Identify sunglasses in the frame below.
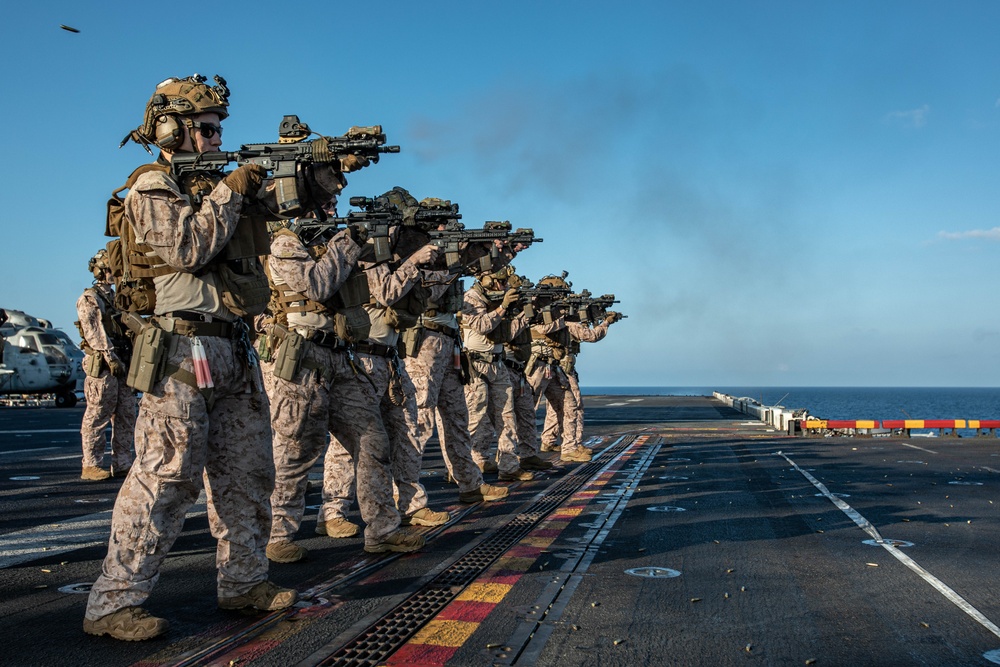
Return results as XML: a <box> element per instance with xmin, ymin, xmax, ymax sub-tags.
<box><xmin>189</xmin><ymin>120</ymin><xmax>223</xmax><ymax>139</ymax></box>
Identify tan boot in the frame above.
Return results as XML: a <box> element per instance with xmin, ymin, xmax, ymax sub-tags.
<box><xmin>218</xmin><ymin>580</ymin><xmax>297</xmax><ymax>611</ymax></box>
<box><xmin>520</xmin><ymin>455</ymin><xmax>553</xmax><ymax>471</ymax></box>
<box><xmin>83</xmin><ymin>606</ymin><xmax>168</xmax><ymax>641</ymax></box>
<box><xmin>560</xmin><ymin>449</ymin><xmax>592</xmax><ymax>463</ymax></box>
<box><xmin>402</xmin><ymin>507</ymin><xmax>450</xmax><ymax>527</ymax></box>
<box><xmin>315</xmin><ymin>517</ymin><xmax>360</xmax><ymax>538</ymax></box>
<box><xmin>265</xmin><ymin>540</ymin><xmax>308</xmax><ymax>563</ymax></box>
<box><xmin>81</xmin><ymin>466</ymin><xmax>111</xmax><ymax>481</ymax></box>
<box><xmin>364</xmin><ymin>529</ymin><xmax>425</xmax><ymax>554</ymax></box>
<box><xmin>498</xmin><ymin>468</ymin><xmax>534</xmax><ymax>482</ymax></box>
<box><xmin>459</xmin><ymin>483</ymin><xmax>510</xmax><ymax>503</ymax></box>
<box><xmin>477</xmin><ymin>459</ymin><xmax>499</xmax><ymax>474</ymax></box>
<box><xmin>540</xmin><ymin>442</ymin><xmax>561</xmax><ymax>452</ymax></box>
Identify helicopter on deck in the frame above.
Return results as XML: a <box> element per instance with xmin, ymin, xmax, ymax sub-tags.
<box><xmin>0</xmin><ymin>309</ymin><xmax>84</xmax><ymax>407</ymax></box>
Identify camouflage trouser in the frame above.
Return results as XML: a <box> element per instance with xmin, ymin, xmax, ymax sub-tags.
<box><xmin>528</xmin><ymin>361</ymin><xmax>581</xmax><ymax>455</ymax></box>
<box><xmin>86</xmin><ymin>335</ymin><xmax>273</xmax><ymax>620</ymax></box>
<box><xmin>542</xmin><ymin>366</ymin><xmax>584</xmax><ymax>447</ymax></box>
<box><xmin>261</xmin><ymin>342</ymin><xmax>341</xmax><ymax>542</ymax></box>
<box><xmin>465</xmin><ymin>357</ymin><xmax>531</xmax><ymax>474</ymax></box>
<box><xmin>80</xmin><ymin>369</ymin><xmax>137</xmax><ymax>471</ymax></box>
<box><xmin>404</xmin><ymin>330</ymin><xmax>483</xmax><ymax>493</ymax></box>
<box><xmin>318</xmin><ymin>352</ymin><xmax>401</xmax><ymax>546</ymax></box>
<box><xmin>505</xmin><ymin>364</ymin><xmax>540</xmax><ymax>457</ymax></box>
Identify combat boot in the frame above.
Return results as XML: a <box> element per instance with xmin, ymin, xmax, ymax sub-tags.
<box><xmin>83</xmin><ymin>606</ymin><xmax>168</xmax><ymax>641</ymax></box>
<box><xmin>540</xmin><ymin>442</ymin><xmax>560</xmax><ymax>452</ymax></box>
<box><xmin>498</xmin><ymin>468</ymin><xmax>534</xmax><ymax>482</ymax></box>
<box><xmin>364</xmin><ymin>529</ymin><xmax>425</xmax><ymax>554</ymax></box>
<box><xmin>266</xmin><ymin>540</ymin><xmax>308</xmax><ymax>563</ymax></box>
<box><xmin>315</xmin><ymin>517</ymin><xmax>360</xmax><ymax>538</ymax></box>
<box><xmin>560</xmin><ymin>449</ymin><xmax>592</xmax><ymax>463</ymax></box>
<box><xmin>81</xmin><ymin>466</ymin><xmax>111</xmax><ymax>481</ymax></box>
<box><xmin>459</xmin><ymin>483</ymin><xmax>509</xmax><ymax>503</ymax></box>
<box><xmin>519</xmin><ymin>455</ymin><xmax>553</xmax><ymax>471</ymax></box>
<box><xmin>218</xmin><ymin>580</ymin><xmax>297</xmax><ymax>611</ymax></box>
<box><xmin>402</xmin><ymin>507</ymin><xmax>450</xmax><ymax>527</ymax></box>
<box><xmin>111</xmin><ymin>464</ymin><xmax>131</xmax><ymax>478</ymax></box>
<box><xmin>477</xmin><ymin>459</ymin><xmax>499</xmax><ymax>474</ymax></box>
<box><xmin>580</xmin><ymin>446</ymin><xmax>594</xmax><ymax>456</ymax></box>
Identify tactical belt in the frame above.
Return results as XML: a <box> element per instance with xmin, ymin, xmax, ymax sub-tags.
<box><xmin>354</xmin><ymin>341</ymin><xmax>397</xmax><ymax>357</ymax></box>
<box><xmin>303</xmin><ymin>328</ymin><xmax>347</xmax><ymax>350</ymax></box>
<box><xmin>421</xmin><ymin>320</ymin><xmax>460</xmax><ymax>337</ymax></box>
<box><xmin>155</xmin><ymin>313</ymin><xmax>234</xmax><ymax>338</ymax></box>
<box><xmin>503</xmin><ymin>358</ymin><xmax>527</xmax><ymax>372</ymax></box>
<box><xmin>468</xmin><ymin>350</ymin><xmax>503</xmax><ymax>364</ymax></box>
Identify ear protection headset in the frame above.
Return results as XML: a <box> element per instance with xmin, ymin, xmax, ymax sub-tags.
<box><xmin>154</xmin><ymin>113</ymin><xmax>185</xmax><ymax>150</ymax></box>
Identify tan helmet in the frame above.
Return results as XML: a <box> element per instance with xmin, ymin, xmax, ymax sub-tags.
<box><xmin>538</xmin><ymin>271</ymin><xmax>571</xmax><ymax>289</ymax></box>
<box><xmin>88</xmin><ymin>249</ymin><xmax>110</xmax><ymax>279</ymax></box>
<box><xmin>479</xmin><ymin>263</ymin><xmax>514</xmax><ymax>289</ymax></box>
<box><xmin>121</xmin><ymin>74</ymin><xmax>231</xmax><ymax>152</ymax></box>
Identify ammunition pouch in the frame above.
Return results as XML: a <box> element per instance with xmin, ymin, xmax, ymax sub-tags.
<box><xmin>83</xmin><ymin>353</ymin><xmax>105</xmax><ymax>378</ymax></box>
<box><xmin>391</xmin><ymin>284</ymin><xmax>432</xmax><ymax>330</ymax></box>
<box><xmin>273</xmin><ymin>329</ymin><xmax>306</xmax><ymax>382</ymax></box>
<box><xmin>217</xmin><ymin>258</ymin><xmax>270</xmax><ymax>317</ymax></box>
<box><xmin>399</xmin><ymin>326</ymin><xmax>425</xmax><ymax>358</ymax></box>
<box><xmin>330</xmin><ymin>270</ymin><xmax>373</xmax><ymax>343</ymax></box>
<box><xmin>560</xmin><ymin>355</ymin><xmax>576</xmax><ymax>375</ymax></box>
<box><xmin>126</xmin><ymin>323</ymin><xmax>169</xmax><ymax>392</ymax></box>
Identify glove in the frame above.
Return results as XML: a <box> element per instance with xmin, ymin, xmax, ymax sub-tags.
<box><xmin>605</xmin><ymin>311</ymin><xmax>621</xmax><ymax>324</ymax></box>
<box><xmin>339</xmin><ymin>155</ymin><xmax>371</xmax><ymax>173</ymax></box>
<box><xmin>344</xmin><ymin>224</ymin><xmax>368</xmax><ymax>245</ymax></box>
<box><xmin>222</xmin><ymin>164</ymin><xmax>268</xmax><ymax>197</ymax></box>
<box><xmin>501</xmin><ymin>289</ymin><xmax>519</xmax><ymax>309</ymax></box>
<box><xmin>104</xmin><ymin>351</ymin><xmax>126</xmax><ymax>377</ymax></box>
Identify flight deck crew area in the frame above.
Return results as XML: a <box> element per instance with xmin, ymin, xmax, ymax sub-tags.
<box><xmin>4</xmin><ymin>395</ymin><xmax>1000</xmax><ymax>665</ymax></box>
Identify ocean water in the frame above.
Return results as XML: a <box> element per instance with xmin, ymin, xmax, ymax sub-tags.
<box><xmin>581</xmin><ymin>386</ymin><xmax>1000</xmax><ymax>421</ymax></box>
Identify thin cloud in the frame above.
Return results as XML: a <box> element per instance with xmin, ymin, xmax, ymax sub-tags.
<box><xmin>885</xmin><ymin>104</ymin><xmax>930</xmax><ymax>128</ymax></box>
<box><xmin>938</xmin><ymin>227</ymin><xmax>1000</xmax><ymax>241</ymax></box>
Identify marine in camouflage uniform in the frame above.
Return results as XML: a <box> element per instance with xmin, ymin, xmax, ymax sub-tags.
<box><xmin>539</xmin><ymin>316</ymin><xmax>616</xmax><ymax>453</ymax></box>
<box><xmin>76</xmin><ymin>251</ymin><xmax>136</xmax><ymax>481</ymax></box>
<box><xmin>461</xmin><ymin>268</ymin><xmax>534</xmax><ymax>480</ymax></box>
<box><xmin>85</xmin><ymin>74</ymin><xmax>317</xmax><ymax>641</ymax></box>
<box><xmin>319</xmin><ymin>235</ymin><xmax>446</xmax><ymax>553</ymax></box>
<box><xmin>401</xmin><ymin>269</ymin><xmax>510</xmax><ymax>503</ymax></box>
<box><xmin>259</xmin><ymin>219</ymin><xmax>364</xmax><ymax>563</ymax></box>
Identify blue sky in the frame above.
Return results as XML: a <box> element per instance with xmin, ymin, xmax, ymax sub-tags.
<box><xmin>3</xmin><ymin>1</ymin><xmax>1000</xmax><ymax>387</ymax></box>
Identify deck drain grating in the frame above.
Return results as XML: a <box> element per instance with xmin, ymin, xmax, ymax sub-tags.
<box><xmin>315</xmin><ymin>435</ymin><xmax>639</xmax><ymax>666</ymax></box>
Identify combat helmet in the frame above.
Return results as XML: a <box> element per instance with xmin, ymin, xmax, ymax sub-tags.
<box><xmin>120</xmin><ymin>74</ymin><xmax>231</xmax><ymax>153</ymax></box>
<box><xmin>478</xmin><ymin>263</ymin><xmax>515</xmax><ymax>289</ymax></box>
<box><xmin>88</xmin><ymin>249</ymin><xmax>110</xmax><ymax>280</ymax></box>
<box><xmin>538</xmin><ymin>271</ymin><xmax>571</xmax><ymax>290</ymax></box>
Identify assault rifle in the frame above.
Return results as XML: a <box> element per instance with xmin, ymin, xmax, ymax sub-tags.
<box><xmin>515</xmin><ymin>281</ymin><xmax>572</xmax><ymax>322</ymax></box>
<box><xmin>559</xmin><ymin>291</ymin><xmax>624</xmax><ymax>323</ymax></box>
<box><xmin>428</xmin><ymin>221</ymin><xmax>543</xmax><ymax>275</ymax></box>
<box><xmin>170</xmin><ymin>116</ymin><xmax>399</xmax><ymax>215</ymax></box>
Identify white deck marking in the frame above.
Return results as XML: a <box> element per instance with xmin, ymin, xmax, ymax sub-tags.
<box><xmin>603</xmin><ymin>402</ymin><xmax>627</xmax><ymax>407</ymax></box>
<box><xmin>778</xmin><ymin>451</ymin><xmax>1000</xmax><ymax>642</ymax></box>
<box><xmin>0</xmin><ymin>447</ymin><xmax>60</xmax><ymax>456</ymax></box>
<box><xmin>0</xmin><ymin>492</ymin><xmax>207</xmax><ymax>569</ymax></box>
<box><xmin>900</xmin><ymin>442</ymin><xmax>938</xmax><ymax>455</ymax></box>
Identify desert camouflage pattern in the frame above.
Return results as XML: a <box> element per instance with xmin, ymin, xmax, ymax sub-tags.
<box><xmin>528</xmin><ymin>360</ymin><xmax>580</xmax><ymax>455</ymax></box>
<box><xmin>86</xmin><ymin>174</ymin><xmax>274</xmax><ymax>620</ymax></box>
<box><xmin>461</xmin><ymin>286</ymin><xmax>531</xmax><ymax>473</ymax></box>
<box><xmin>86</xmin><ymin>335</ymin><xmax>273</xmax><ymax>619</ymax></box>
<box><xmin>264</xmin><ymin>230</ymin><xmax>361</xmax><ymax>542</ymax></box>
<box><xmin>505</xmin><ymin>364</ymin><xmax>539</xmax><ymax>457</ymax></box>
<box><xmin>318</xmin><ymin>351</ymin><xmax>401</xmax><ymax>545</ymax></box>
<box><xmin>403</xmin><ymin>329</ymin><xmax>484</xmax><ymax>493</ymax></box>
<box><xmin>262</xmin><ymin>345</ymin><xmax>339</xmax><ymax>542</ymax></box>
<box><xmin>542</xmin><ymin>320</ymin><xmax>610</xmax><ymax>448</ymax></box>
<box><xmin>76</xmin><ymin>286</ymin><xmax>135</xmax><ymax>471</ymax></box>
